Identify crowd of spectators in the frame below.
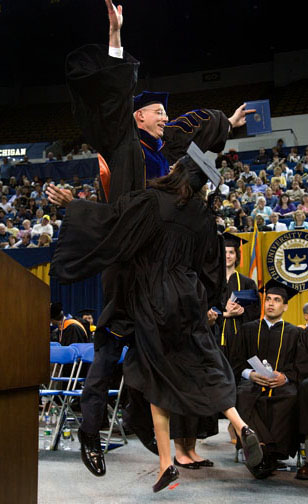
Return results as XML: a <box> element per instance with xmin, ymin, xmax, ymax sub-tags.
<box><xmin>0</xmin><ymin>166</ymin><xmax>100</xmax><ymax>249</ymax></box>
<box><xmin>212</xmin><ymin>141</ymin><xmax>308</xmax><ymax>233</ymax></box>
<box><xmin>1</xmin><ymin>140</ymin><xmax>308</xmax><ymax>248</ymax></box>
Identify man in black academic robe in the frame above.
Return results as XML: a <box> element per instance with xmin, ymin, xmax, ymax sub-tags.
<box><xmin>218</xmin><ymin>232</ymin><xmax>260</xmax><ymax>359</ymax></box>
<box><xmin>295</xmin><ymin>328</ymin><xmax>308</xmax><ymax>480</ymax></box>
<box><xmin>231</xmin><ymin>280</ymin><xmax>300</xmax><ymax>477</ymax></box>
<box><xmin>65</xmin><ymin>1</ymin><xmax>252</xmax><ymax>205</ymax></box>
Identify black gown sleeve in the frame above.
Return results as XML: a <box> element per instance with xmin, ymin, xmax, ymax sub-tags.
<box><xmin>66</xmin><ymin>44</ymin><xmax>139</xmax><ymax>160</ymax></box>
<box><xmin>295</xmin><ymin>328</ymin><xmax>308</xmax><ymax>381</ymax></box>
<box><xmin>50</xmin><ymin>191</ymin><xmax>159</xmax><ymax>283</ymax></box>
<box><xmin>162</xmin><ymin>109</ymin><xmax>230</xmax><ymax>165</ymax></box>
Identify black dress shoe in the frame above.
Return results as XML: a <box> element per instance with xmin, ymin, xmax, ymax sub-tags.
<box><xmin>174</xmin><ymin>457</ymin><xmax>200</xmax><ymax>469</ymax></box>
<box><xmin>77</xmin><ymin>428</ymin><xmax>106</xmax><ymax>477</ymax></box>
<box><xmin>196</xmin><ymin>458</ymin><xmax>214</xmax><ymax>467</ymax></box>
<box><xmin>153</xmin><ymin>465</ymin><xmax>179</xmax><ymax>493</ymax></box>
<box><xmin>241</xmin><ymin>426</ymin><xmax>263</xmax><ymax>468</ymax></box>
<box><xmin>246</xmin><ymin>460</ymin><xmax>274</xmax><ymax>479</ymax></box>
<box><xmin>296</xmin><ymin>463</ymin><xmax>308</xmax><ymax>480</ymax></box>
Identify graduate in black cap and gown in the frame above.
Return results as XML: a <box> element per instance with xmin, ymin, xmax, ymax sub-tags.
<box><xmin>50</xmin><ymin>143</ymin><xmax>264</xmax><ymax>492</ymax></box>
<box><xmin>231</xmin><ymin>279</ymin><xmax>300</xmax><ymax>478</ymax></box>
<box><xmin>220</xmin><ymin>232</ymin><xmax>260</xmax><ymax>359</ymax></box>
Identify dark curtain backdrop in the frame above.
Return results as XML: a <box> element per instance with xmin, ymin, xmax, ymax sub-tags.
<box><xmin>50</xmin><ymin>273</ymin><xmax>103</xmax><ymax>324</ymax></box>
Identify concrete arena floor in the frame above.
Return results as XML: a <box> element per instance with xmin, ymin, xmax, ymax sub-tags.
<box><xmin>38</xmin><ymin>419</ymin><xmax>307</xmax><ymax>504</ymax></box>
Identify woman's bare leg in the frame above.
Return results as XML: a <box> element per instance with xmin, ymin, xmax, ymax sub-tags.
<box><xmin>223</xmin><ymin>407</ymin><xmax>247</xmax><ymax>437</ymax></box>
<box><xmin>185</xmin><ymin>438</ymin><xmax>204</xmax><ymax>463</ymax></box>
<box><xmin>174</xmin><ymin>438</ymin><xmax>195</xmax><ymax>464</ymax></box>
<box><xmin>150</xmin><ymin>404</ymin><xmax>172</xmax><ymax>479</ymax></box>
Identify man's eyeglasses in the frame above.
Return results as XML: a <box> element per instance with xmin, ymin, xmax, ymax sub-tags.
<box><xmin>144</xmin><ymin>108</ymin><xmax>168</xmax><ymax>118</ymax></box>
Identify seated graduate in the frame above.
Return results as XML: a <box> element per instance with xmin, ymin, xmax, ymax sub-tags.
<box><xmin>231</xmin><ymin>279</ymin><xmax>300</xmax><ymax>478</ymax></box>
<box><xmin>219</xmin><ymin>232</ymin><xmax>260</xmax><ymax>359</ymax></box>
<box><xmin>295</xmin><ymin>327</ymin><xmax>308</xmax><ymax>480</ymax></box>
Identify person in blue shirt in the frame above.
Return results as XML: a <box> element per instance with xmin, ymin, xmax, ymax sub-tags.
<box><xmin>288</xmin><ymin>209</ymin><xmax>308</xmax><ymax>229</ymax></box>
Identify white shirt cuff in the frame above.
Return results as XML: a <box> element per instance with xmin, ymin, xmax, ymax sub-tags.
<box><xmin>242</xmin><ymin>368</ymin><xmax>253</xmax><ymax>380</ymax></box>
<box><xmin>108</xmin><ymin>46</ymin><xmax>123</xmax><ymax>59</ymax></box>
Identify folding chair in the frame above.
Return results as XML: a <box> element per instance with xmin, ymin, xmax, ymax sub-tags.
<box><xmin>39</xmin><ymin>346</ymin><xmax>80</xmax><ymax>450</ymax></box>
<box><xmin>103</xmin><ymin>345</ymin><xmax>128</xmax><ymax>453</ymax></box>
<box><xmin>62</xmin><ymin>343</ymin><xmax>129</xmax><ymax>453</ymax></box>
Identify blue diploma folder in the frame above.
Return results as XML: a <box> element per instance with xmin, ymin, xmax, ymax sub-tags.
<box><xmin>245</xmin><ymin>99</ymin><xmax>272</xmax><ymax>136</ymax></box>
<box><xmin>231</xmin><ymin>289</ymin><xmax>258</xmax><ymax>307</ymax></box>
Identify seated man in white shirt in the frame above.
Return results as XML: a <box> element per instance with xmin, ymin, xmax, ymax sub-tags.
<box><xmin>231</xmin><ymin>280</ymin><xmax>299</xmax><ymax>478</ymax></box>
<box><xmin>267</xmin><ymin>212</ymin><xmax>288</xmax><ymax>232</ymax></box>
<box><xmin>31</xmin><ymin>214</ymin><xmax>53</xmax><ymax>238</ymax></box>
<box><xmin>239</xmin><ymin>164</ymin><xmax>257</xmax><ymax>184</ymax></box>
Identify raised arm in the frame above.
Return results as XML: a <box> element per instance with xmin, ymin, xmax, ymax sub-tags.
<box><xmin>105</xmin><ymin>0</ymin><xmax>123</xmax><ymax>48</ymax></box>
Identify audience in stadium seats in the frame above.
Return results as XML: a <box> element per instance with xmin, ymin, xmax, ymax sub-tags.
<box><xmin>239</xmin><ymin>164</ymin><xmax>257</xmax><ymax>184</ymax></box>
<box><xmin>251</xmin><ymin>177</ymin><xmax>269</xmax><ymax>194</ymax></box>
<box><xmin>31</xmin><ymin>214</ymin><xmax>54</xmax><ymax>238</ymax></box>
<box><xmin>298</xmin><ymin>194</ymin><xmax>308</xmax><ymax>215</ymax></box>
<box><xmin>251</xmin><ymin>196</ymin><xmax>273</xmax><ymax>222</ymax></box>
<box><xmin>4</xmin><ymin>235</ymin><xmax>18</xmax><ymax>248</ymax></box>
<box><xmin>285</xmin><ymin>180</ymin><xmax>305</xmax><ymax>201</ymax></box>
<box><xmin>0</xmin><ymin>222</ymin><xmax>10</xmax><ymax>248</ymax></box>
<box><xmin>288</xmin><ymin>210</ymin><xmax>308</xmax><ymax>230</ymax></box>
<box><xmin>288</xmin><ymin>147</ymin><xmax>300</xmax><ymax>163</ymax></box>
<box><xmin>2</xmin><ymin>141</ymin><xmax>308</xmax><ymax>252</ymax></box>
<box><xmin>273</xmin><ymin>194</ymin><xmax>296</xmax><ymax>218</ymax></box>
<box><xmin>6</xmin><ymin>218</ymin><xmax>19</xmax><ymax>237</ymax></box>
<box><xmin>254</xmin><ymin>148</ymin><xmax>269</xmax><ymax>165</ymax></box>
<box><xmin>267</xmin><ymin>212</ymin><xmax>288</xmax><ymax>232</ymax></box>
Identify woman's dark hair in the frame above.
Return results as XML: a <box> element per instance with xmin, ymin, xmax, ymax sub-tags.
<box><xmin>148</xmin><ymin>158</ymin><xmax>195</xmax><ymax>207</ymax></box>
<box><xmin>279</xmin><ymin>193</ymin><xmax>290</xmax><ymax>206</ymax></box>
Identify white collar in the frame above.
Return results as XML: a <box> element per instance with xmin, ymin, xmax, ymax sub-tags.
<box><xmin>264</xmin><ymin>317</ymin><xmax>283</xmax><ymax>328</ymax></box>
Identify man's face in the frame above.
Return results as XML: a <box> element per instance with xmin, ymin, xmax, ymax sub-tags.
<box><xmin>82</xmin><ymin>314</ymin><xmax>94</xmax><ymax>325</ymax></box>
<box><xmin>270</xmin><ymin>213</ymin><xmax>278</xmax><ymax>223</ymax></box>
<box><xmin>137</xmin><ymin>103</ymin><xmax>168</xmax><ymax>139</ymax></box>
<box><xmin>42</xmin><ymin>218</ymin><xmax>49</xmax><ymax>226</ymax></box>
<box><xmin>0</xmin><ymin>224</ymin><xmax>6</xmax><ymax>235</ymax></box>
<box><xmin>265</xmin><ymin>188</ymin><xmax>272</xmax><ymax>197</ymax></box>
<box><xmin>264</xmin><ymin>293</ymin><xmax>287</xmax><ymax>320</ymax></box>
<box><xmin>243</xmin><ymin>164</ymin><xmax>250</xmax><ymax>173</ymax></box>
<box><xmin>225</xmin><ymin>246</ymin><xmax>237</xmax><ymax>268</ymax></box>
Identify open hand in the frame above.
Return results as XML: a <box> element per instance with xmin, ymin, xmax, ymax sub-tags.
<box><xmin>228</xmin><ymin>103</ymin><xmax>256</xmax><ymax>128</ymax></box>
<box><xmin>105</xmin><ymin>0</ymin><xmax>123</xmax><ymax>34</ymax></box>
<box><xmin>46</xmin><ymin>184</ymin><xmax>73</xmax><ymax>207</ymax></box>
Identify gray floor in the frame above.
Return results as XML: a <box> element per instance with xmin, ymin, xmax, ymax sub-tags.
<box><xmin>38</xmin><ymin>420</ymin><xmax>307</xmax><ymax>504</ymax></box>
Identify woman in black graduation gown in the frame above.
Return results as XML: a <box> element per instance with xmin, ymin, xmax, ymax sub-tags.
<box><xmin>49</xmin><ymin>149</ymin><xmax>262</xmax><ymax>491</ymax></box>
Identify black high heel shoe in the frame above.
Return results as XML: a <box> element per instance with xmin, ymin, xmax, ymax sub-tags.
<box><xmin>152</xmin><ymin>465</ymin><xmax>179</xmax><ymax>493</ymax></box>
<box><xmin>174</xmin><ymin>456</ymin><xmax>200</xmax><ymax>469</ymax></box>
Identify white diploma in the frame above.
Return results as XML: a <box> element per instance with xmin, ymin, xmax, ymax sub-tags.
<box><xmin>247</xmin><ymin>355</ymin><xmax>276</xmax><ymax>378</ymax></box>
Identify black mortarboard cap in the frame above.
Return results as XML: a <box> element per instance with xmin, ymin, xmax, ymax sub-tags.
<box><xmin>133</xmin><ymin>91</ymin><xmax>169</xmax><ymax>112</ymax></box>
<box><xmin>76</xmin><ymin>308</ymin><xmax>96</xmax><ymax>316</ymax></box>
<box><xmin>223</xmin><ymin>231</ymin><xmax>248</xmax><ymax>248</ymax></box>
<box><xmin>259</xmin><ymin>279</ymin><xmax>298</xmax><ymax>303</ymax></box>
<box><xmin>50</xmin><ymin>302</ymin><xmax>63</xmax><ymax>320</ymax></box>
<box><xmin>186</xmin><ymin>142</ymin><xmax>222</xmax><ymax>188</ymax></box>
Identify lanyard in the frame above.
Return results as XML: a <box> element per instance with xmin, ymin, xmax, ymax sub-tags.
<box><xmin>221</xmin><ymin>271</ymin><xmax>241</xmax><ymax>346</ymax></box>
<box><xmin>257</xmin><ymin>318</ymin><xmax>285</xmax><ymax>396</ymax></box>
